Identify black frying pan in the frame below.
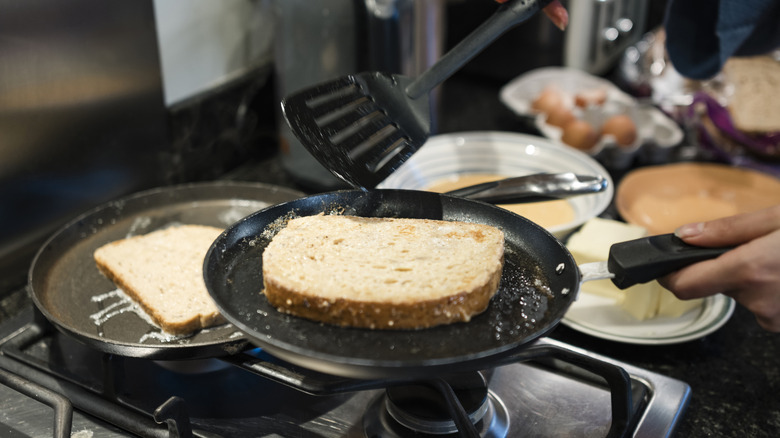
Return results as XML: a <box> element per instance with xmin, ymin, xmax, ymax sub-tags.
<box><xmin>28</xmin><ymin>182</ymin><xmax>304</xmax><ymax>360</ymax></box>
<box><xmin>205</xmin><ymin>189</ymin><xmax>729</xmax><ymax>379</ymax></box>
<box><xmin>204</xmin><ymin>189</ymin><xmax>582</xmax><ymax>379</ymax></box>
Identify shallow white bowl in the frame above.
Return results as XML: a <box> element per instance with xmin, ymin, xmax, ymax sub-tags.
<box><xmin>378</xmin><ymin>131</ymin><xmax>614</xmax><ymax>238</ymax></box>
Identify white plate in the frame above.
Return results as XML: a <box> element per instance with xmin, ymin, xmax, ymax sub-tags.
<box><xmin>561</xmin><ymin>293</ymin><xmax>735</xmax><ymax>345</ymax></box>
<box><xmin>378</xmin><ymin>131</ymin><xmax>614</xmax><ymax>238</ymax></box>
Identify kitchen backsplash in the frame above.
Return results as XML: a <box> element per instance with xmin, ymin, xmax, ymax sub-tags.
<box><xmin>153</xmin><ymin>0</ymin><xmax>274</xmax><ymax>106</ymax></box>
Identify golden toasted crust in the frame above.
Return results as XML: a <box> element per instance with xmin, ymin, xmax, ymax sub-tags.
<box><xmin>261</xmin><ymin>215</ymin><xmax>505</xmax><ymax>330</ymax></box>
<box><xmin>263</xmin><ymin>261</ymin><xmax>502</xmax><ymax>329</ymax></box>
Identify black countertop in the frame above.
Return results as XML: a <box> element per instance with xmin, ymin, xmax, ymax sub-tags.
<box><xmin>222</xmin><ymin>73</ymin><xmax>780</xmax><ymax>438</ymax></box>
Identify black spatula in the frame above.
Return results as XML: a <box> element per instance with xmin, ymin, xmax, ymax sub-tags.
<box><xmin>281</xmin><ymin>0</ymin><xmax>552</xmax><ymax>189</ymax></box>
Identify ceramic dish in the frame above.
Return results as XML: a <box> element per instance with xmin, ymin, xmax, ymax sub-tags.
<box><xmin>562</xmin><ymin>293</ymin><xmax>735</xmax><ymax>345</ymax></box>
<box><xmin>616</xmin><ymin>162</ymin><xmax>780</xmax><ymax>234</ymax></box>
<box><xmin>377</xmin><ymin>131</ymin><xmax>613</xmax><ymax>238</ymax></box>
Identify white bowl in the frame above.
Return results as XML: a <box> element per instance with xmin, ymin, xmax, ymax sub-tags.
<box><xmin>378</xmin><ymin>131</ymin><xmax>614</xmax><ymax>238</ymax></box>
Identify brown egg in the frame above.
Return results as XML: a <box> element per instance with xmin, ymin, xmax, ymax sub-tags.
<box><xmin>545</xmin><ymin>106</ymin><xmax>575</xmax><ymax>128</ymax></box>
<box><xmin>561</xmin><ymin>119</ymin><xmax>600</xmax><ymax>151</ymax></box>
<box><xmin>601</xmin><ymin>114</ymin><xmax>638</xmax><ymax>147</ymax></box>
<box><xmin>574</xmin><ymin>88</ymin><xmax>607</xmax><ymax>108</ymax></box>
<box><xmin>531</xmin><ymin>87</ymin><xmax>566</xmax><ymax>114</ymax></box>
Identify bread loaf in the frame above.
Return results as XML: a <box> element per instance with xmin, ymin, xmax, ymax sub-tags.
<box><xmin>262</xmin><ymin>215</ymin><xmax>505</xmax><ymax>329</ymax></box>
<box><xmin>93</xmin><ymin>225</ymin><xmax>225</xmax><ymax>335</ymax></box>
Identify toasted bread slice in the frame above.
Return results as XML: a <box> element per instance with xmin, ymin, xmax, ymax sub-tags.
<box><xmin>262</xmin><ymin>215</ymin><xmax>505</xmax><ymax>329</ymax></box>
<box><xmin>93</xmin><ymin>225</ymin><xmax>225</xmax><ymax>335</ymax></box>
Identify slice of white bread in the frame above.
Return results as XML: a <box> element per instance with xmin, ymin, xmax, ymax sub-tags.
<box><xmin>262</xmin><ymin>215</ymin><xmax>505</xmax><ymax>330</ymax></box>
<box><xmin>93</xmin><ymin>225</ymin><xmax>225</xmax><ymax>335</ymax></box>
<box><xmin>723</xmin><ymin>55</ymin><xmax>780</xmax><ymax>133</ymax></box>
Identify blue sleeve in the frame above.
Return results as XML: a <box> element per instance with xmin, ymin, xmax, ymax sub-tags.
<box><xmin>664</xmin><ymin>0</ymin><xmax>780</xmax><ymax>80</ymax></box>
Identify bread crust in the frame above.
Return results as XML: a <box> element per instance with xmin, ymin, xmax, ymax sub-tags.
<box><xmin>94</xmin><ymin>259</ymin><xmax>224</xmax><ymax>334</ymax></box>
<box><xmin>263</xmin><ymin>257</ymin><xmax>502</xmax><ymax>329</ymax></box>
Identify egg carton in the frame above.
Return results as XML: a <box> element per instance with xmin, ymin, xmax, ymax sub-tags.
<box><xmin>500</xmin><ymin>67</ymin><xmax>683</xmax><ymax>170</ymax></box>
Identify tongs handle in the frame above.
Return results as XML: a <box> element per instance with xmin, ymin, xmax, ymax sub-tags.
<box><xmin>405</xmin><ymin>0</ymin><xmax>552</xmax><ymax>99</ymax></box>
<box><xmin>445</xmin><ymin>173</ymin><xmax>607</xmax><ymax>204</ymax></box>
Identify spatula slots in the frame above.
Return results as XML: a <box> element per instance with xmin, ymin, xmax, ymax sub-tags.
<box><xmin>282</xmin><ymin>0</ymin><xmax>552</xmax><ymax>189</ymax></box>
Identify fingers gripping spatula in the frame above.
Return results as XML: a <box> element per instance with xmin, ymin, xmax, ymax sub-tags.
<box><xmin>281</xmin><ymin>0</ymin><xmax>553</xmax><ymax>189</ymax></box>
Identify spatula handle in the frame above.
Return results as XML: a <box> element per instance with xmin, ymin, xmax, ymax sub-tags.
<box><xmin>405</xmin><ymin>0</ymin><xmax>552</xmax><ymax>99</ymax></box>
<box><xmin>607</xmin><ymin>234</ymin><xmax>732</xmax><ymax>289</ymax></box>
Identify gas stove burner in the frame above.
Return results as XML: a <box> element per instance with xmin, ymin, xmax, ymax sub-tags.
<box><xmin>387</xmin><ymin>372</ymin><xmax>489</xmax><ymax>433</ymax></box>
<box><xmin>153</xmin><ymin>358</ymin><xmax>231</xmax><ymax>374</ymax></box>
<box><xmin>364</xmin><ymin>371</ymin><xmax>510</xmax><ymax>437</ymax></box>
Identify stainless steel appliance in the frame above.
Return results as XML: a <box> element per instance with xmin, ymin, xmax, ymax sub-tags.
<box><xmin>0</xmin><ymin>0</ymin><xmax>168</xmax><ymax>291</ymax></box>
<box><xmin>0</xmin><ymin>178</ymin><xmax>692</xmax><ymax>436</ymax></box>
<box><xmin>446</xmin><ymin>0</ymin><xmax>656</xmax><ymax>81</ymax></box>
<box><xmin>565</xmin><ymin>0</ymin><xmax>650</xmax><ymax>74</ymax></box>
<box><xmin>0</xmin><ymin>170</ymin><xmax>692</xmax><ymax>437</ymax></box>
<box><xmin>0</xmin><ymin>308</ymin><xmax>690</xmax><ymax>437</ymax></box>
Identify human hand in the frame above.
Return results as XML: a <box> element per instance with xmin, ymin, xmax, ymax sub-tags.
<box><xmin>495</xmin><ymin>0</ymin><xmax>569</xmax><ymax>30</ymax></box>
<box><xmin>658</xmin><ymin>205</ymin><xmax>780</xmax><ymax>332</ymax></box>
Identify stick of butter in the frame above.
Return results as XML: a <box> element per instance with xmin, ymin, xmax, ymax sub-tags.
<box><xmin>658</xmin><ymin>288</ymin><xmax>703</xmax><ymax>318</ymax></box>
<box><xmin>567</xmin><ymin>217</ymin><xmax>702</xmax><ymax>320</ymax></box>
<box><xmin>567</xmin><ymin>217</ymin><xmax>648</xmax><ymax>301</ymax></box>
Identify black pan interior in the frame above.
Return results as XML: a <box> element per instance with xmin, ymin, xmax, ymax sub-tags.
<box><xmin>204</xmin><ymin>189</ymin><xmax>580</xmax><ymax>378</ymax></box>
<box><xmin>28</xmin><ymin>182</ymin><xmax>304</xmax><ymax>360</ymax></box>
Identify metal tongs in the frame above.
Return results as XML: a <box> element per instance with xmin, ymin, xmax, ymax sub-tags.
<box><xmin>445</xmin><ymin>172</ymin><xmax>608</xmax><ymax>204</ymax></box>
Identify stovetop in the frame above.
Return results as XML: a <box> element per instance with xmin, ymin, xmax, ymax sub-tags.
<box><xmin>0</xmin><ymin>303</ymin><xmax>690</xmax><ymax>438</ymax></box>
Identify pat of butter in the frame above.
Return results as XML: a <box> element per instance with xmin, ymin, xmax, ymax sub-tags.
<box><xmin>619</xmin><ymin>281</ymin><xmax>662</xmax><ymax>320</ymax></box>
<box><xmin>567</xmin><ymin>217</ymin><xmax>648</xmax><ymax>300</ymax></box>
<box><xmin>580</xmin><ymin>278</ymin><xmax>625</xmax><ymax>301</ymax></box>
<box><xmin>567</xmin><ymin>217</ymin><xmax>648</xmax><ymax>263</ymax></box>
<box><xmin>658</xmin><ymin>288</ymin><xmax>704</xmax><ymax>318</ymax></box>
<box><xmin>568</xmin><ymin>217</ymin><xmax>701</xmax><ymax>320</ymax></box>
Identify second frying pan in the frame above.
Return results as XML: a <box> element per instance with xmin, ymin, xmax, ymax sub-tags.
<box><xmin>28</xmin><ymin>182</ymin><xmax>304</xmax><ymax>360</ymax></box>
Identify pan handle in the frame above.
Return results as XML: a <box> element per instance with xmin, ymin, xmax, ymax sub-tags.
<box><xmin>608</xmin><ymin>234</ymin><xmax>731</xmax><ymax>289</ymax></box>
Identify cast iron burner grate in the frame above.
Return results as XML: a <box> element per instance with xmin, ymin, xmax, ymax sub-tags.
<box><xmin>0</xmin><ymin>309</ymin><xmax>649</xmax><ymax>438</ymax></box>
<box><xmin>385</xmin><ymin>373</ymin><xmax>492</xmax><ymax>434</ymax></box>
<box><xmin>363</xmin><ymin>372</ymin><xmax>512</xmax><ymax>437</ymax></box>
